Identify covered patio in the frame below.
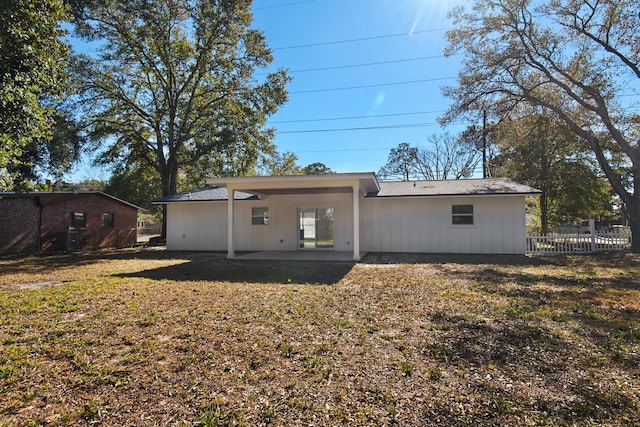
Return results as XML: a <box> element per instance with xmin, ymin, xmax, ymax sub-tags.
<box><xmin>205</xmin><ymin>173</ymin><xmax>380</xmax><ymax>261</ymax></box>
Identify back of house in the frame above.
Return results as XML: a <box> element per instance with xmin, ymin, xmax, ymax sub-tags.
<box><xmin>154</xmin><ymin>173</ymin><xmax>541</xmax><ymax>259</ymax></box>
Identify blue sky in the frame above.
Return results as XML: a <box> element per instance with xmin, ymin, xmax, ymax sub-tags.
<box><xmin>252</xmin><ymin>0</ymin><xmax>471</xmax><ymax>173</ymax></box>
<box><xmin>67</xmin><ymin>0</ymin><xmax>473</xmax><ymax>181</ymax></box>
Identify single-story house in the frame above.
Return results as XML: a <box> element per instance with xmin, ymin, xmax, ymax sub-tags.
<box><xmin>0</xmin><ymin>191</ymin><xmax>143</xmax><ymax>253</ymax></box>
<box><xmin>154</xmin><ymin>173</ymin><xmax>540</xmax><ymax>260</ymax></box>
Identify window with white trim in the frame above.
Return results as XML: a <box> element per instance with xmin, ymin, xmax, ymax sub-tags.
<box><xmin>251</xmin><ymin>207</ymin><xmax>269</xmax><ymax>225</ymax></box>
<box><xmin>452</xmin><ymin>204</ymin><xmax>474</xmax><ymax>225</ymax></box>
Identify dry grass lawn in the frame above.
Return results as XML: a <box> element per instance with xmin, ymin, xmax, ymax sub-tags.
<box><xmin>0</xmin><ymin>249</ymin><xmax>639</xmax><ymax>426</ymax></box>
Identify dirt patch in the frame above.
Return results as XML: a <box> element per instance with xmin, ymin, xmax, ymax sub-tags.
<box><xmin>3</xmin><ymin>281</ymin><xmax>64</xmax><ymax>291</ymax></box>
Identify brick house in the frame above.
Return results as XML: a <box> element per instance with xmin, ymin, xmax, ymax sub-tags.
<box><xmin>0</xmin><ymin>192</ymin><xmax>143</xmax><ymax>253</ymax></box>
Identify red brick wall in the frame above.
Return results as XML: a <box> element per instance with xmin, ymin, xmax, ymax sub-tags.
<box><xmin>40</xmin><ymin>194</ymin><xmax>138</xmax><ymax>250</ymax></box>
<box><xmin>0</xmin><ymin>197</ymin><xmax>40</xmax><ymax>253</ymax></box>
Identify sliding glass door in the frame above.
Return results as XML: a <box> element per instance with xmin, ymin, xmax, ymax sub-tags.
<box><xmin>298</xmin><ymin>208</ymin><xmax>334</xmax><ymax>249</ymax></box>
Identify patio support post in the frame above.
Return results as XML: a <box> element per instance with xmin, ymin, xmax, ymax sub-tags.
<box><xmin>353</xmin><ymin>184</ymin><xmax>360</xmax><ymax>261</ymax></box>
<box><xmin>227</xmin><ymin>186</ymin><xmax>235</xmax><ymax>258</ymax></box>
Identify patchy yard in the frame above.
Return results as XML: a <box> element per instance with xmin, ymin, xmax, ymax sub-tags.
<box><xmin>0</xmin><ymin>249</ymin><xmax>639</xmax><ymax>426</ymax></box>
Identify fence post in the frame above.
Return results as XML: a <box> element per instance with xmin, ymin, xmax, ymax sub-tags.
<box><xmin>590</xmin><ymin>218</ymin><xmax>596</xmax><ymax>253</ymax></box>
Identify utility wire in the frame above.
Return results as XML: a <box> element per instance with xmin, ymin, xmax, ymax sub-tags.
<box><xmin>291</xmin><ymin>77</ymin><xmax>455</xmax><ymax>94</ymax></box>
<box><xmin>255</xmin><ymin>54</ymin><xmax>460</xmax><ymax>76</ymax></box>
<box><xmin>276</xmin><ymin>121</ymin><xmax>470</xmax><ymax>134</ymax></box>
<box><xmin>287</xmin><ymin>54</ymin><xmax>456</xmax><ymax>74</ymax></box>
<box><xmin>271</xmin><ymin>110</ymin><xmax>447</xmax><ymax>124</ymax></box>
<box><xmin>274</xmin><ymin>28</ymin><xmax>449</xmax><ymax>50</ymax></box>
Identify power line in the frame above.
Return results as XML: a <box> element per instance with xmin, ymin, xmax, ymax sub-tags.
<box><xmin>290</xmin><ymin>77</ymin><xmax>455</xmax><ymax>94</ymax></box>
<box><xmin>274</xmin><ymin>28</ymin><xmax>449</xmax><ymax>50</ymax></box>
<box><xmin>270</xmin><ymin>110</ymin><xmax>447</xmax><ymax>124</ymax></box>
<box><xmin>276</xmin><ymin>121</ymin><xmax>469</xmax><ymax>134</ymax></box>
<box><xmin>286</xmin><ymin>54</ymin><xmax>456</xmax><ymax>74</ymax></box>
<box><xmin>255</xmin><ymin>54</ymin><xmax>461</xmax><ymax>76</ymax></box>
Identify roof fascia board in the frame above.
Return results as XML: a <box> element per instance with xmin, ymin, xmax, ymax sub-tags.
<box><xmin>369</xmin><ymin>192</ymin><xmax>540</xmax><ymax>199</ymax></box>
<box><xmin>206</xmin><ymin>173</ymin><xmax>380</xmax><ymax>193</ymax></box>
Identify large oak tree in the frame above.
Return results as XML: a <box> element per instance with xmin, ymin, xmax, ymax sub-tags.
<box><xmin>442</xmin><ymin>0</ymin><xmax>640</xmax><ymax>251</ymax></box>
<box><xmin>0</xmin><ymin>0</ymin><xmax>72</xmax><ymax>189</ymax></box>
<box><xmin>73</xmin><ymin>0</ymin><xmax>290</xmax><ymax>203</ymax></box>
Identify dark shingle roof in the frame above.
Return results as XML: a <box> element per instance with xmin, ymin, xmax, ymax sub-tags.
<box><xmin>152</xmin><ymin>179</ymin><xmax>540</xmax><ymax>203</ymax></box>
<box><xmin>0</xmin><ymin>191</ymin><xmax>144</xmax><ymax>210</ymax></box>
<box><xmin>372</xmin><ymin>178</ymin><xmax>541</xmax><ymax>197</ymax></box>
<box><xmin>153</xmin><ymin>186</ymin><xmax>258</xmax><ymax>203</ymax></box>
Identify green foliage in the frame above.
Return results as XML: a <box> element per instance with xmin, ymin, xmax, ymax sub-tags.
<box><xmin>492</xmin><ymin>110</ymin><xmax>615</xmax><ymax>230</ymax></box>
<box><xmin>7</xmin><ymin>110</ymin><xmax>84</xmax><ymax>190</ymax></box>
<box><xmin>196</xmin><ymin>402</ymin><xmax>235</xmax><ymax>427</ymax></box>
<box><xmin>258</xmin><ymin>151</ymin><xmax>302</xmax><ymax>176</ymax></box>
<box><xmin>73</xmin><ymin>0</ymin><xmax>291</xmax><ymax>198</ymax></box>
<box><xmin>0</xmin><ymin>0</ymin><xmax>72</xmax><ymax>188</ymax></box>
<box><xmin>302</xmin><ymin>162</ymin><xmax>334</xmax><ymax>175</ymax></box>
<box><xmin>378</xmin><ymin>142</ymin><xmax>419</xmax><ymax>181</ymax></box>
<box><xmin>399</xmin><ymin>361</ymin><xmax>415</xmax><ymax>377</ymax></box>
<box><xmin>104</xmin><ymin>163</ymin><xmax>161</xmax><ymax>211</ymax></box>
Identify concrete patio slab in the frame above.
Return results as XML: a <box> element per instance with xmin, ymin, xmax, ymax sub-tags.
<box><xmin>235</xmin><ymin>251</ymin><xmax>362</xmax><ymax>261</ymax></box>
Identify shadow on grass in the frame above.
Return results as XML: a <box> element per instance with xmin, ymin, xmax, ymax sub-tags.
<box><xmin>114</xmin><ymin>257</ymin><xmax>356</xmax><ymax>285</ymax></box>
<box><xmin>466</xmin><ymin>260</ymin><xmax>640</xmax><ymax>342</ymax></box>
<box><xmin>360</xmin><ymin>252</ymin><xmax>554</xmax><ymax>266</ymax></box>
<box><xmin>0</xmin><ymin>247</ymin><xmax>187</xmax><ymax>275</ymax></box>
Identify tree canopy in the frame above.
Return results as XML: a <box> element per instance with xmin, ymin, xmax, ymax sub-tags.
<box><xmin>303</xmin><ymin>162</ymin><xmax>334</xmax><ymax>175</ymax></box>
<box><xmin>73</xmin><ymin>0</ymin><xmax>290</xmax><ymax>199</ymax></box>
<box><xmin>0</xmin><ymin>0</ymin><xmax>72</xmax><ymax>189</ymax></box>
<box><xmin>492</xmin><ymin>109</ymin><xmax>614</xmax><ymax>233</ymax></box>
<box><xmin>443</xmin><ymin>0</ymin><xmax>640</xmax><ymax>251</ymax></box>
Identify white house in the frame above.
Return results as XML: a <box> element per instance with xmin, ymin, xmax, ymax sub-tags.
<box><xmin>154</xmin><ymin>173</ymin><xmax>540</xmax><ymax>260</ymax></box>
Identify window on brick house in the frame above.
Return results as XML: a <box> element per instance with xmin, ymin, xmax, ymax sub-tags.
<box><xmin>103</xmin><ymin>213</ymin><xmax>114</xmax><ymax>228</ymax></box>
<box><xmin>71</xmin><ymin>212</ymin><xmax>86</xmax><ymax>228</ymax></box>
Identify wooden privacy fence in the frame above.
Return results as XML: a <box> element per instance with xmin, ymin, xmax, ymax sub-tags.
<box><xmin>526</xmin><ymin>222</ymin><xmax>632</xmax><ymax>255</ymax></box>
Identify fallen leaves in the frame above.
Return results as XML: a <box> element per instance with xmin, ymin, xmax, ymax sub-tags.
<box><xmin>0</xmin><ymin>249</ymin><xmax>638</xmax><ymax>425</ymax></box>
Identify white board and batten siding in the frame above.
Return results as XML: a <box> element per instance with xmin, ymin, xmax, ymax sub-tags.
<box><xmin>166</xmin><ymin>202</ymin><xmax>227</xmax><ymax>251</ymax></box>
<box><xmin>166</xmin><ymin>193</ymin><xmax>354</xmax><ymax>252</ymax></box>
<box><xmin>360</xmin><ymin>195</ymin><xmax>527</xmax><ymax>254</ymax></box>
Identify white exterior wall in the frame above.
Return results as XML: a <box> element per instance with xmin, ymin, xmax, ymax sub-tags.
<box><xmin>167</xmin><ymin>194</ymin><xmax>527</xmax><ymax>254</ymax></box>
<box><xmin>360</xmin><ymin>195</ymin><xmax>527</xmax><ymax>254</ymax></box>
<box><xmin>166</xmin><ymin>193</ymin><xmax>354</xmax><ymax>252</ymax></box>
<box><xmin>166</xmin><ymin>202</ymin><xmax>228</xmax><ymax>251</ymax></box>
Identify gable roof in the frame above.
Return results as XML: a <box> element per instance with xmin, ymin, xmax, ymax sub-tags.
<box><xmin>0</xmin><ymin>191</ymin><xmax>144</xmax><ymax>210</ymax></box>
<box><xmin>373</xmin><ymin>178</ymin><xmax>541</xmax><ymax>198</ymax></box>
<box><xmin>153</xmin><ymin>186</ymin><xmax>258</xmax><ymax>203</ymax></box>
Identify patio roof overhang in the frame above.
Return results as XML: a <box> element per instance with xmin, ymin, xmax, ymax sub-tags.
<box><xmin>205</xmin><ymin>172</ymin><xmax>380</xmax><ymax>197</ymax></box>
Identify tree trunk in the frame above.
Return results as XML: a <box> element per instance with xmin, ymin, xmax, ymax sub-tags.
<box><xmin>540</xmin><ymin>190</ymin><xmax>549</xmax><ymax>235</ymax></box>
<box><xmin>627</xmin><ymin>196</ymin><xmax>640</xmax><ymax>253</ymax></box>
<box><xmin>160</xmin><ymin>158</ymin><xmax>179</xmax><ymax>240</ymax></box>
